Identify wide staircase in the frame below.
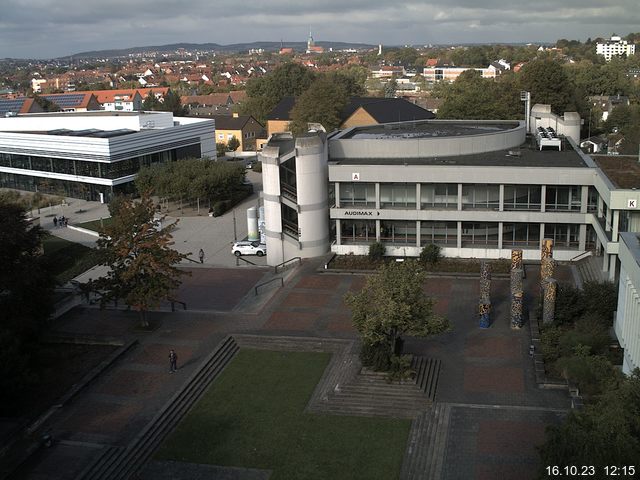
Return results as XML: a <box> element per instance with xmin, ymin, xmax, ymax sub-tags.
<box><xmin>400</xmin><ymin>403</ymin><xmax>452</xmax><ymax>480</ymax></box>
<box><xmin>574</xmin><ymin>253</ymin><xmax>605</xmax><ymax>285</ymax></box>
<box><xmin>311</xmin><ymin>356</ymin><xmax>441</xmax><ymax>419</ymax></box>
<box><xmin>75</xmin><ymin>336</ymin><xmax>240</xmax><ymax>480</ymax></box>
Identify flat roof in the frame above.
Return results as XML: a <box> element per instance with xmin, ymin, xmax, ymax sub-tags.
<box><xmin>339</xmin><ymin>120</ymin><xmax>519</xmax><ymax>140</ymax></box>
<box><xmin>329</xmin><ymin>138</ymin><xmax>588</xmax><ymax>168</ymax></box>
<box><xmin>593</xmin><ymin>155</ymin><xmax>640</xmax><ymax>189</ymax></box>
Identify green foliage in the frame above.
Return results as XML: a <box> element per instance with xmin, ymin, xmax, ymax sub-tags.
<box><xmin>135</xmin><ymin>158</ymin><xmax>246</xmax><ymax>205</ymax></box>
<box><xmin>216</xmin><ymin>142</ymin><xmax>227</xmax><ymax>157</ymax></box>
<box><xmin>419</xmin><ymin>244</ymin><xmax>442</xmax><ymax>265</ymax></box>
<box><xmin>226</xmin><ymin>135</ymin><xmax>240</xmax><ymax>152</ymax></box>
<box><xmin>537</xmin><ymin>370</ymin><xmax>640</xmax><ymax>474</ymax></box>
<box><xmin>240</xmin><ymin>63</ymin><xmax>316</xmax><ymax>123</ymax></box>
<box><xmin>384</xmin><ymin>79</ymin><xmax>397</xmax><ymax>98</ymax></box>
<box><xmin>520</xmin><ymin>59</ymin><xmax>580</xmax><ymax>114</ymax></box>
<box><xmin>107</xmin><ymin>194</ymin><xmax>130</xmax><ymax>219</ymax></box>
<box><xmin>386</xmin><ymin>354</ymin><xmax>415</xmax><ymax>383</ymax></box>
<box><xmin>92</xmin><ymin>194</ymin><xmax>189</xmax><ymax>327</ymax></box>
<box><xmin>345</xmin><ymin>261</ymin><xmax>449</xmax><ymax>365</ymax></box>
<box><xmin>32</xmin><ymin>94</ymin><xmax>61</xmax><ymax>112</ymax></box>
<box><xmin>436</xmin><ymin>70</ymin><xmax>522</xmax><ymax>120</ymax></box>
<box><xmin>0</xmin><ymin>202</ymin><xmax>55</xmax><ymax>413</ymax></box>
<box><xmin>603</xmin><ymin>104</ymin><xmax>640</xmax><ymax>154</ymax></box>
<box><xmin>556</xmin><ymin>349</ymin><xmax>620</xmax><ymax>396</ymax></box>
<box><xmin>368</xmin><ymin>241</ymin><xmax>385</xmax><ymax>261</ymax></box>
<box><xmin>360</xmin><ymin>341</ymin><xmax>393</xmax><ymax>371</ymax></box>
<box><xmin>142</xmin><ymin>89</ymin><xmax>186</xmax><ymax>116</ymax></box>
<box><xmin>450</xmin><ymin>46</ymin><xmax>489</xmax><ymax>67</ymax></box>
<box><xmin>289</xmin><ymin>75</ymin><xmax>350</xmax><ymax>133</ymax></box>
<box><xmin>554</xmin><ymin>281</ymin><xmax>617</xmax><ymax>327</ymax></box>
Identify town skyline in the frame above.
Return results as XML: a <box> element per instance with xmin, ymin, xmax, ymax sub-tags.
<box><xmin>1</xmin><ymin>0</ymin><xmax>639</xmax><ymax>59</ymax></box>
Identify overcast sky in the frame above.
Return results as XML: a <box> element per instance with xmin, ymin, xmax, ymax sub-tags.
<box><xmin>1</xmin><ymin>0</ymin><xmax>639</xmax><ymax>59</ymax></box>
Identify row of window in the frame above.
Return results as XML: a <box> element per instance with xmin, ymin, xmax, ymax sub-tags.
<box><xmin>337</xmin><ymin>183</ymin><xmax>598</xmax><ymax>212</ymax></box>
<box><xmin>0</xmin><ymin>145</ymin><xmax>200</xmax><ymax>180</ymax></box>
<box><xmin>339</xmin><ymin>220</ymin><xmax>584</xmax><ymax>248</ymax></box>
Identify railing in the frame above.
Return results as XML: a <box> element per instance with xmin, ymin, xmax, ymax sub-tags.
<box><xmin>168</xmin><ymin>298</ymin><xmax>187</xmax><ymax>311</ymax></box>
<box><xmin>569</xmin><ymin>250</ymin><xmax>593</xmax><ymax>263</ymax></box>
<box><xmin>274</xmin><ymin>256</ymin><xmax>301</xmax><ymax>274</ymax></box>
<box><xmin>254</xmin><ymin>277</ymin><xmax>284</xmax><ymax>295</ymax></box>
<box><xmin>236</xmin><ymin>256</ymin><xmax>258</xmax><ymax>266</ymax></box>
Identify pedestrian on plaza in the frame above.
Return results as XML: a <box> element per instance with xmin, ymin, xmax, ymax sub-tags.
<box><xmin>53</xmin><ymin>217</ymin><xmax>58</xmax><ymax>228</ymax></box>
<box><xmin>198</xmin><ymin>248</ymin><xmax>205</xmax><ymax>264</ymax></box>
<box><xmin>169</xmin><ymin>349</ymin><xmax>178</xmax><ymax>373</ymax></box>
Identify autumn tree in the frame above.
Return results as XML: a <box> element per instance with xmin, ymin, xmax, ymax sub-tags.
<box><xmin>520</xmin><ymin>59</ymin><xmax>579</xmax><ymax>114</ymax></box>
<box><xmin>92</xmin><ymin>194</ymin><xmax>189</xmax><ymax>327</ymax></box>
<box><xmin>345</xmin><ymin>260</ymin><xmax>449</xmax><ymax>370</ymax></box>
<box><xmin>289</xmin><ymin>75</ymin><xmax>350</xmax><ymax>133</ymax></box>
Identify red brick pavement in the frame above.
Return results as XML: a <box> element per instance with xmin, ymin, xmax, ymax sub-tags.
<box><xmin>463</xmin><ymin>366</ymin><xmax>525</xmax><ymax>393</ymax></box>
<box><xmin>476</xmin><ymin>420</ymin><xmax>546</xmax><ymax>455</ymax></box>
<box><xmin>95</xmin><ymin>370</ymin><xmax>168</xmax><ymax>397</ymax></box>
<box><xmin>424</xmin><ymin>278</ymin><xmax>454</xmax><ymax>296</ymax></box>
<box><xmin>295</xmin><ymin>275</ymin><xmax>343</xmax><ymax>290</ymax></box>
<box><xmin>465</xmin><ymin>336</ymin><xmax>521</xmax><ymax>359</ymax></box>
<box><xmin>263</xmin><ymin>311</ymin><xmax>319</xmax><ymax>330</ymax></box>
<box><xmin>60</xmin><ymin>401</ymin><xmax>143</xmax><ymax>435</ymax></box>
<box><xmin>281</xmin><ymin>291</ymin><xmax>332</xmax><ymax>308</ymax></box>
<box><xmin>130</xmin><ymin>344</ymin><xmax>195</xmax><ymax>366</ymax></box>
<box><xmin>326</xmin><ymin>314</ymin><xmax>357</xmax><ymax>333</ymax></box>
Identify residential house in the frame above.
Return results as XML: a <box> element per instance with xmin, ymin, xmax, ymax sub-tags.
<box><xmin>88</xmin><ymin>89</ymin><xmax>144</xmax><ymax>111</ymax></box>
<box><xmin>213</xmin><ymin>113</ymin><xmax>265</xmax><ymax>152</ymax></box>
<box><xmin>589</xmin><ymin>95</ymin><xmax>630</xmax><ymax>122</ymax></box>
<box><xmin>597</xmin><ymin>36</ymin><xmax>636</xmax><ymax>61</ymax></box>
<box><xmin>38</xmin><ymin>93</ymin><xmax>101</xmax><ymax>112</ymax></box>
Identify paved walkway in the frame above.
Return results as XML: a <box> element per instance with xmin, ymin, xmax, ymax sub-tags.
<box><xmin>13</xmin><ymin>259</ymin><xmax>573</xmax><ymax>480</ymax></box>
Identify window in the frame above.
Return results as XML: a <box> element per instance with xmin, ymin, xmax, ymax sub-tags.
<box><xmin>380</xmin><ymin>183</ymin><xmax>416</xmax><ymax>208</ymax></box>
<box><xmin>420</xmin><ymin>221</ymin><xmax>457</xmax><ymax>246</ymax></box>
<box><xmin>340</xmin><ymin>220</ymin><xmax>376</xmax><ymax>244</ymax></box>
<box><xmin>461</xmin><ymin>222</ymin><xmax>499</xmax><ymax>247</ymax></box>
<box><xmin>503</xmin><ymin>185</ymin><xmax>542</xmax><ymax>211</ymax></box>
<box><xmin>545</xmin><ymin>224</ymin><xmax>580</xmax><ymax>249</ymax></box>
<box><xmin>421</xmin><ymin>183</ymin><xmax>457</xmax><ymax>209</ymax></box>
<box><xmin>339</xmin><ymin>182</ymin><xmax>375</xmax><ymax>207</ymax></box>
<box><xmin>546</xmin><ymin>186</ymin><xmax>581</xmax><ymax>211</ymax></box>
<box><xmin>380</xmin><ymin>221</ymin><xmax>416</xmax><ymax>245</ymax></box>
<box><xmin>462</xmin><ymin>184</ymin><xmax>499</xmax><ymax>210</ymax></box>
<box><xmin>502</xmin><ymin>223</ymin><xmax>540</xmax><ymax>247</ymax></box>
<box><xmin>218</xmin><ymin>134</ymin><xmax>224</xmax><ymax>139</ymax></box>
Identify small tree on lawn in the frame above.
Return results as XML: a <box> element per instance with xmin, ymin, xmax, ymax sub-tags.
<box><xmin>345</xmin><ymin>260</ymin><xmax>449</xmax><ymax>370</ymax></box>
<box><xmin>92</xmin><ymin>194</ymin><xmax>189</xmax><ymax>327</ymax></box>
<box><xmin>227</xmin><ymin>135</ymin><xmax>241</xmax><ymax>152</ymax></box>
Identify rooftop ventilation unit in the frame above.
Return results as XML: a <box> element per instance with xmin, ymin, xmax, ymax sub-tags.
<box><xmin>535</xmin><ymin>127</ymin><xmax>562</xmax><ymax>151</ymax></box>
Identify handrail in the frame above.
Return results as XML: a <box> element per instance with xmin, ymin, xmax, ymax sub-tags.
<box><xmin>569</xmin><ymin>250</ymin><xmax>593</xmax><ymax>263</ymax></box>
<box><xmin>236</xmin><ymin>256</ymin><xmax>258</xmax><ymax>266</ymax></box>
<box><xmin>274</xmin><ymin>256</ymin><xmax>301</xmax><ymax>274</ymax></box>
<box><xmin>254</xmin><ymin>277</ymin><xmax>284</xmax><ymax>295</ymax></box>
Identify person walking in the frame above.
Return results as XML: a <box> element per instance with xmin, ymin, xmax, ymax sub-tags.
<box><xmin>53</xmin><ymin>217</ymin><xmax>58</xmax><ymax>228</ymax></box>
<box><xmin>169</xmin><ymin>349</ymin><xmax>178</xmax><ymax>373</ymax></box>
<box><xmin>198</xmin><ymin>248</ymin><xmax>205</xmax><ymax>264</ymax></box>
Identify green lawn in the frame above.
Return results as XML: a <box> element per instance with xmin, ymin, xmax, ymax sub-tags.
<box><xmin>156</xmin><ymin>350</ymin><xmax>411</xmax><ymax>480</ymax></box>
<box><xmin>75</xmin><ymin>217</ymin><xmax>112</xmax><ymax>232</ymax></box>
<box><xmin>42</xmin><ymin>236</ymin><xmax>100</xmax><ymax>283</ymax></box>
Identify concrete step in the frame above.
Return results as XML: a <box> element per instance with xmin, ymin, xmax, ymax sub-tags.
<box><xmin>78</xmin><ymin>336</ymin><xmax>240</xmax><ymax>480</ymax></box>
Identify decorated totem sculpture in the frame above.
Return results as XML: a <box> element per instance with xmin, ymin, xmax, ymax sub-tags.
<box><xmin>539</xmin><ymin>238</ymin><xmax>557</xmax><ymax>324</ymax></box>
<box><xmin>510</xmin><ymin>249</ymin><xmax>524</xmax><ymax>328</ymax></box>
<box><xmin>479</xmin><ymin>261</ymin><xmax>492</xmax><ymax>328</ymax></box>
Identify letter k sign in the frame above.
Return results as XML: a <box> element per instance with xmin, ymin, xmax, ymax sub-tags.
<box><xmin>628</xmin><ymin>199</ymin><xmax>637</xmax><ymax>208</ymax></box>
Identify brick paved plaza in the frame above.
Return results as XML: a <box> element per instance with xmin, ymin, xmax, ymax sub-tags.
<box><xmin>14</xmin><ymin>260</ymin><xmax>571</xmax><ymax>480</ymax></box>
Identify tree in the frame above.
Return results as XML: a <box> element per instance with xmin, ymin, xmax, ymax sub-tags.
<box><xmin>141</xmin><ymin>89</ymin><xmax>187</xmax><ymax>116</ymax></box>
<box><xmin>289</xmin><ymin>75</ymin><xmax>350</xmax><ymax>133</ymax></box>
<box><xmin>345</xmin><ymin>261</ymin><xmax>449</xmax><ymax>369</ymax></box>
<box><xmin>384</xmin><ymin>78</ymin><xmax>397</xmax><ymax>98</ymax></box>
<box><xmin>227</xmin><ymin>135</ymin><xmax>240</xmax><ymax>152</ymax></box>
<box><xmin>537</xmin><ymin>370</ymin><xmax>640</xmax><ymax>475</ymax></box>
<box><xmin>32</xmin><ymin>94</ymin><xmax>61</xmax><ymax>112</ymax></box>
<box><xmin>240</xmin><ymin>63</ymin><xmax>316</xmax><ymax>123</ymax></box>
<box><xmin>0</xmin><ymin>201</ymin><xmax>55</xmax><ymax>412</ymax></box>
<box><xmin>92</xmin><ymin>194</ymin><xmax>189</xmax><ymax>327</ymax></box>
<box><xmin>216</xmin><ymin>142</ymin><xmax>227</xmax><ymax>157</ymax></box>
<box><xmin>520</xmin><ymin>59</ymin><xmax>578</xmax><ymax>114</ymax></box>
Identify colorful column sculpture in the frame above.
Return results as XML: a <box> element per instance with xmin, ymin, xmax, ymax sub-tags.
<box><xmin>511</xmin><ymin>249</ymin><xmax>523</xmax><ymax>271</ymax></box>
<box><xmin>511</xmin><ymin>268</ymin><xmax>524</xmax><ymax>329</ymax></box>
<box><xmin>542</xmin><ymin>278</ymin><xmax>557</xmax><ymax>324</ymax></box>
<box><xmin>479</xmin><ymin>261</ymin><xmax>492</xmax><ymax>328</ymax></box>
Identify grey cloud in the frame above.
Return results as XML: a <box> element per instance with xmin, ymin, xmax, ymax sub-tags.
<box><xmin>1</xmin><ymin>0</ymin><xmax>639</xmax><ymax>58</ymax></box>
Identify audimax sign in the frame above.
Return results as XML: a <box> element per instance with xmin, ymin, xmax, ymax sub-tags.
<box><xmin>343</xmin><ymin>210</ymin><xmax>380</xmax><ymax>216</ymax></box>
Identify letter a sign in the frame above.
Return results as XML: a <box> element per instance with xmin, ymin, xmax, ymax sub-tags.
<box><xmin>628</xmin><ymin>199</ymin><xmax>637</xmax><ymax>209</ymax></box>
<box><xmin>352</xmin><ymin>172</ymin><xmax>360</xmax><ymax>181</ymax></box>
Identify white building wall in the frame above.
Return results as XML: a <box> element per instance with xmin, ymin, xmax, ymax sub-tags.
<box><xmin>616</xmin><ymin>233</ymin><xmax>640</xmax><ymax>374</ymax></box>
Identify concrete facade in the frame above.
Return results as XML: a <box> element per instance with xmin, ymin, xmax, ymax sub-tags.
<box><xmin>615</xmin><ymin>232</ymin><xmax>640</xmax><ymax>374</ymax></box>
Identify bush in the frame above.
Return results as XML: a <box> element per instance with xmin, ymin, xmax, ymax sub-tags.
<box><xmin>211</xmin><ymin>201</ymin><xmax>228</xmax><ymax>217</ymax></box>
<box><xmin>360</xmin><ymin>341</ymin><xmax>392</xmax><ymax>371</ymax></box>
<box><xmin>556</xmin><ymin>349</ymin><xmax>621</xmax><ymax>396</ymax></box>
<box><xmin>368</xmin><ymin>241</ymin><xmax>385</xmax><ymax>261</ymax></box>
<box><xmin>386</xmin><ymin>354</ymin><xmax>415</xmax><ymax>383</ymax></box>
<box><xmin>419</xmin><ymin>244</ymin><xmax>442</xmax><ymax>265</ymax></box>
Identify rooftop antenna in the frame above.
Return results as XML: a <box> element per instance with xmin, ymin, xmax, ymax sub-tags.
<box><xmin>520</xmin><ymin>91</ymin><xmax>531</xmax><ymax>134</ymax></box>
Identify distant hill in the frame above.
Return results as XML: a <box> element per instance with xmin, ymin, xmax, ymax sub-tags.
<box><xmin>68</xmin><ymin>41</ymin><xmax>377</xmax><ymax>59</ymax></box>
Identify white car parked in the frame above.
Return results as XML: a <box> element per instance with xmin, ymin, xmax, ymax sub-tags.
<box><xmin>232</xmin><ymin>241</ymin><xmax>267</xmax><ymax>257</ymax></box>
